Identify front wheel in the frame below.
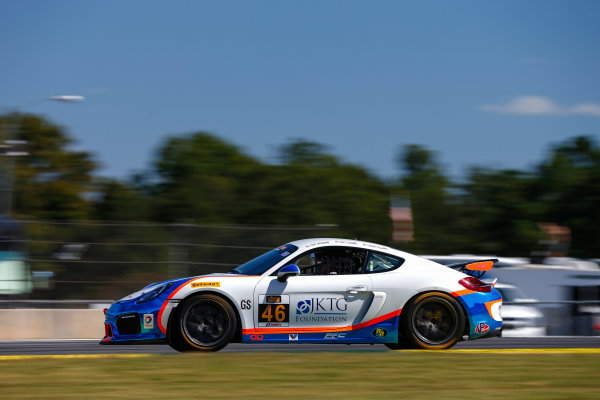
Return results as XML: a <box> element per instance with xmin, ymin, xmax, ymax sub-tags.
<box><xmin>398</xmin><ymin>292</ymin><xmax>465</xmax><ymax>350</ymax></box>
<box><xmin>168</xmin><ymin>294</ymin><xmax>236</xmax><ymax>352</ymax></box>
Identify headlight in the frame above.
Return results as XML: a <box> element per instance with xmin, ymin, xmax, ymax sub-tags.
<box><xmin>136</xmin><ymin>282</ymin><xmax>175</xmax><ymax>303</ymax></box>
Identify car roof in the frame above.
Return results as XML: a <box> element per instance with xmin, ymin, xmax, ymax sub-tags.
<box><xmin>287</xmin><ymin>238</ymin><xmax>408</xmax><ymax>258</ymax></box>
<box><xmin>289</xmin><ymin>237</ymin><xmax>387</xmax><ymax>248</ymax></box>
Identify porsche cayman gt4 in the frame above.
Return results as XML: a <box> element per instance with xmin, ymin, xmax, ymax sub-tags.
<box><xmin>101</xmin><ymin>238</ymin><xmax>502</xmax><ymax>351</ymax></box>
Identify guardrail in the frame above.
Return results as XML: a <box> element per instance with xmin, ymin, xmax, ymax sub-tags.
<box><xmin>0</xmin><ymin>307</ymin><xmax>106</xmax><ymax>340</ymax></box>
<box><xmin>0</xmin><ymin>300</ymin><xmax>113</xmax><ymax>309</ymax></box>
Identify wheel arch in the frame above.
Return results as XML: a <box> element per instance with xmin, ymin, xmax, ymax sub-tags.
<box><xmin>401</xmin><ymin>289</ymin><xmax>470</xmax><ymax>340</ymax></box>
<box><xmin>166</xmin><ymin>290</ymin><xmax>244</xmax><ymax>344</ymax></box>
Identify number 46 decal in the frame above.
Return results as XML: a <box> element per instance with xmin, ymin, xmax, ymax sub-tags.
<box><xmin>258</xmin><ymin>304</ymin><xmax>289</xmax><ymax>323</ymax></box>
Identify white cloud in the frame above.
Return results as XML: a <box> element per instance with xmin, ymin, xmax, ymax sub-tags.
<box><xmin>480</xmin><ymin>96</ymin><xmax>600</xmax><ymax>117</ymax></box>
<box><xmin>569</xmin><ymin>103</ymin><xmax>600</xmax><ymax>117</ymax></box>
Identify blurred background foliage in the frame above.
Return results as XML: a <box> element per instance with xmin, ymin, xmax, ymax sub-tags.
<box><xmin>2</xmin><ymin>113</ymin><xmax>600</xmax><ymax>256</ymax></box>
<box><xmin>1</xmin><ymin>114</ymin><xmax>599</xmax><ymax>297</ymax></box>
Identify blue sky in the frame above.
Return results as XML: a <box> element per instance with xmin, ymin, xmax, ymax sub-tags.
<box><xmin>2</xmin><ymin>1</ymin><xmax>599</xmax><ymax>181</ymax></box>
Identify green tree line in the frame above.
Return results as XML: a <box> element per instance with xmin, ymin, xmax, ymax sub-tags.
<box><xmin>2</xmin><ymin>113</ymin><xmax>599</xmax><ymax>258</ymax></box>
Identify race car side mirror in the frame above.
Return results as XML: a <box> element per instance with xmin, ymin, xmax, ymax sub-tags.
<box><xmin>277</xmin><ymin>265</ymin><xmax>300</xmax><ymax>282</ymax></box>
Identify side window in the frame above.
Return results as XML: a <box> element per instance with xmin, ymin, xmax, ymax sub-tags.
<box><xmin>295</xmin><ymin>253</ymin><xmax>318</xmax><ymax>275</ymax></box>
<box><xmin>365</xmin><ymin>251</ymin><xmax>404</xmax><ymax>273</ymax></box>
<box><xmin>291</xmin><ymin>247</ymin><xmax>367</xmax><ymax>276</ymax></box>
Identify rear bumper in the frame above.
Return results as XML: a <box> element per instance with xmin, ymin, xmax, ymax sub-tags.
<box><xmin>453</xmin><ymin>289</ymin><xmax>503</xmax><ymax>340</ymax></box>
<box><xmin>480</xmin><ymin>326</ymin><xmax>502</xmax><ymax>339</ymax></box>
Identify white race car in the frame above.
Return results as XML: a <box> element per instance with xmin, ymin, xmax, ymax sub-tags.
<box><xmin>101</xmin><ymin>238</ymin><xmax>502</xmax><ymax>351</ymax></box>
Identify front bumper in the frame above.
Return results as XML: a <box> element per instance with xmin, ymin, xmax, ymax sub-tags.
<box><xmin>101</xmin><ymin>297</ymin><xmax>170</xmax><ymax>344</ymax></box>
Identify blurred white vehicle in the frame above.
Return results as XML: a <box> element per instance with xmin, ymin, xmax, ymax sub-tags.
<box><xmin>495</xmin><ymin>283</ymin><xmax>546</xmax><ymax>337</ymax></box>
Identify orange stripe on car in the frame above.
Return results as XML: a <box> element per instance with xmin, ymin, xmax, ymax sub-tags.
<box><xmin>242</xmin><ymin>308</ymin><xmax>402</xmax><ymax>335</ymax></box>
<box><xmin>485</xmin><ymin>299</ymin><xmax>502</xmax><ymax>319</ymax></box>
<box><xmin>451</xmin><ymin>289</ymin><xmax>476</xmax><ymax>297</ymax></box>
<box><xmin>157</xmin><ymin>275</ymin><xmax>258</xmax><ymax>334</ymax></box>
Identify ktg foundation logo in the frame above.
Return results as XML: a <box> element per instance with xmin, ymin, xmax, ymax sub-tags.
<box><xmin>295</xmin><ymin>297</ymin><xmax>348</xmax><ymax>323</ymax></box>
<box><xmin>296</xmin><ymin>298</ymin><xmax>347</xmax><ymax>315</ymax></box>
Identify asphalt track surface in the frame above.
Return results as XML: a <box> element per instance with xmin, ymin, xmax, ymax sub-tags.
<box><xmin>1</xmin><ymin>337</ymin><xmax>600</xmax><ymax>356</ymax></box>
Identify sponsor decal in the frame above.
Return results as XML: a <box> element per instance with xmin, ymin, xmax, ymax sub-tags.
<box><xmin>281</xmin><ymin>251</ymin><xmax>290</xmax><ymax>257</ymax></box>
<box><xmin>264</xmin><ymin>322</ymin><xmax>283</xmax><ymax>327</ymax></box>
<box><xmin>306</xmin><ymin>241</ymin><xmax>331</xmax><ymax>248</ymax></box>
<box><xmin>266</xmin><ymin>296</ymin><xmax>281</xmax><ymax>303</ymax></box>
<box><xmin>250</xmin><ymin>334</ymin><xmax>264</xmax><ymax>341</ymax></box>
<box><xmin>191</xmin><ymin>282</ymin><xmax>220</xmax><ymax>288</ymax></box>
<box><xmin>289</xmin><ymin>334</ymin><xmax>298</xmax><ymax>341</ymax></box>
<box><xmin>296</xmin><ymin>300</ymin><xmax>312</xmax><ymax>314</ymax></box>
<box><xmin>372</xmin><ymin>328</ymin><xmax>387</xmax><ymax>337</ymax></box>
<box><xmin>324</xmin><ymin>332</ymin><xmax>347</xmax><ymax>340</ymax></box>
<box><xmin>332</xmin><ymin>240</ymin><xmax>386</xmax><ymax>250</ymax></box>
<box><xmin>296</xmin><ymin>298</ymin><xmax>347</xmax><ymax>314</ymax></box>
<box><xmin>475</xmin><ymin>322</ymin><xmax>490</xmax><ymax>334</ymax></box>
<box><xmin>143</xmin><ymin>314</ymin><xmax>154</xmax><ymax>330</ymax></box>
<box><xmin>296</xmin><ymin>315</ymin><xmax>347</xmax><ymax>323</ymax></box>
<box><xmin>333</xmin><ymin>240</ymin><xmax>357</xmax><ymax>246</ymax></box>
<box><xmin>240</xmin><ymin>300</ymin><xmax>252</xmax><ymax>310</ymax></box>
<box><xmin>295</xmin><ymin>297</ymin><xmax>347</xmax><ymax>323</ymax></box>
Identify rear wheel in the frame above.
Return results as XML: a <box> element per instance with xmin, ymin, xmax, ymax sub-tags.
<box><xmin>168</xmin><ymin>294</ymin><xmax>236</xmax><ymax>352</ymax></box>
<box><xmin>398</xmin><ymin>292</ymin><xmax>464</xmax><ymax>350</ymax></box>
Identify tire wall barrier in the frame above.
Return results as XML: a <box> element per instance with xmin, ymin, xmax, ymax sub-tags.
<box><xmin>0</xmin><ymin>309</ymin><xmax>105</xmax><ymax>340</ymax></box>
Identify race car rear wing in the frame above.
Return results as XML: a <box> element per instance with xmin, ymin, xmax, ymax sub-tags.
<box><xmin>445</xmin><ymin>259</ymin><xmax>498</xmax><ymax>279</ymax></box>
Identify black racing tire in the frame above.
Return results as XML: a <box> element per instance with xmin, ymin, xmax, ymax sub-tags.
<box><xmin>398</xmin><ymin>291</ymin><xmax>464</xmax><ymax>350</ymax></box>
<box><xmin>168</xmin><ymin>294</ymin><xmax>236</xmax><ymax>352</ymax></box>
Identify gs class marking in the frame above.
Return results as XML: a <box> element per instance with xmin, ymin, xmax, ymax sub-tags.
<box><xmin>240</xmin><ymin>300</ymin><xmax>252</xmax><ymax>310</ymax></box>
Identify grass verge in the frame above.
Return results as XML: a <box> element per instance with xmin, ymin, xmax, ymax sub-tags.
<box><xmin>1</xmin><ymin>352</ymin><xmax>599</xmax><ymax>399</ymax></box>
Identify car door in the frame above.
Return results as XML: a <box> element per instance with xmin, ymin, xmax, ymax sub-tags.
<box><xmin>253</xmin><ymin>274</ymin><xmax>373</xmax><ymax>331</ymax></box>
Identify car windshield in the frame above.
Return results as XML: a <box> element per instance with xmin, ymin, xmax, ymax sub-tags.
<box><xmin>231</xmin><ymin>244</ymin><xmax>298</xmax><ymax>275</ymax></box>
